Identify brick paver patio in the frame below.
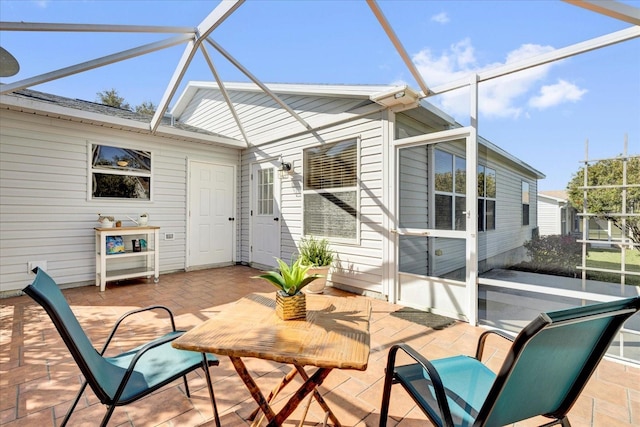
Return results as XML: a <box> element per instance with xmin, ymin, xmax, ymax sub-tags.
<box><xmin>1</xmin><ymin>266</ymin><xmax>638</xmax><ymax>426</ymax></box>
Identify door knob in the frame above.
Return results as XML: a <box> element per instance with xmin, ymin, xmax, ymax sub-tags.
<box><xmin>274</xmin><ymin>217</ymin><xmax>279</xmax><ymax>221</ymax></box>
<box><xmin>228</xmin><ymin>217</ymin><xmax>235</xmax><ymax>221</ymax></box>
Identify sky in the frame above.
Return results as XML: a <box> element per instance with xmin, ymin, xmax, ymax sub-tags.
<box><xmin>1</xmin><ymin>0</ymin><xmax>639</xmax><ymax>191</ymax></box>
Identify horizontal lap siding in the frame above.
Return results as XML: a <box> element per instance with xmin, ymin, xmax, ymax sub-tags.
<box><xmin>537</xmin><ymin>198</ymin><xmax>561</xmax><ymax>236</ymax></box>
<box><xmin>479</xmin><ymin>158</ymin><xmax>539</xmax><ymax>264</ymax></box>
<box><xmin>181</xmin><ymin>89</ymin><xmax>369</xmax><ymax>146</ymax></box>
<box><xmin>0</xmin><ymin>111</ymin><xmax>239</xmax><ymax>292</ymax></box>
<box><xmin>398</xmin><ymin>146</ymin><xmax>429</xmax><ymax>275</ymax></box>
<box><xmin>235</xmin><ymin>93</ymin><xmax>385</xmax><ymax>292</ymax></box>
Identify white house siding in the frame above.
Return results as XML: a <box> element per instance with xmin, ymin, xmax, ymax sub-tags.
<box><xmin>537</xmin><ymin>195</ymin><xmax>562</xmax><ymax>236</ymax></box>
<box><xmin>175</xmin><ymin>87</ymin><xmax>384</xmax><ymax>293</ymax></box>
<box><xmin>398</xmin><ymin>145</ymin><xmax>429</xmax><ymax>275</ymax></box>
<box><xmin>239</xmin><ymin>114</ymin><xmax>387</xmax><ymax>293</ymax></box>
<box><xmin>0</xmin><ymin>110</ymin><xmax>240</xmax><ymax>293</ymax></box>
<box><xmin>179</xmin><ymin>88</ymin><xmax>368</xmax><ymax>146</ymax></box>
<box><xmin>478</xmin><ymin>157</ymin><xmax>539</xmax><ymax>271</ymax></box>
<box><xmin>395</xmin><ymin>143</ymin><xmax>539</xmax><ymax>278</ymax></box>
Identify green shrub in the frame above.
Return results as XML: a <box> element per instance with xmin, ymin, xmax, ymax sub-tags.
<box><xmin>298</xmin><ymin>236</ymin><xmax>334</xmax><ymax>267</ymax></box>
<box><xmin>523</xmin><ymin>235</ymin><xmax>583</xmax><ymax>275</ymax></box>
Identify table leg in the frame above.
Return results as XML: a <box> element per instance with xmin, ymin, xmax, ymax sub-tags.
<box><xmin>229</xmin><ymin>356</ymin><xmax>276</xmax><ymax>422</ymax></box>
<box><xmin>248</xmin><ymin>366</ymin><xmax>299</xmax><ymax>421</ymax></box>
<box><xmin>295</xmin><ymin>365</ymin><xmax>341</xmax><ymax>427</ymax></box>
<box><xmin>269</xmin><ymin>367</ymin><xmax>332</xmax><ymax>427</ymax></box>
<box><xmin>231</xmin><ymin>357</ymin><xmax>339</xmax><ymax>427</ymax></box>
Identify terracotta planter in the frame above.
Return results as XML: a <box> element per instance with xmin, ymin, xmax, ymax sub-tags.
<box><xmin>275</xmin><ymin>290</ymin><xmax>306</xmax><ymax>320</ymax></box>
<box><xmin>305</xmin><ymin>266</ymin><xmax>330</xmax><ymax>294</ymax></box>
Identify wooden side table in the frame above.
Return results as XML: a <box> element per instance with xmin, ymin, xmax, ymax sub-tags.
<box><xmin>94</xmin><ymin>226</ymin><xmax>160</xmax><ymax>291</ymax></box>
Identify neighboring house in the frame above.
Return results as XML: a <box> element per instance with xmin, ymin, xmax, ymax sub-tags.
<box><xmin>0</xmin><ymin>83</ymin><xmax>544</xmax><ymax>321</ymax></box>
<box><xmin>537</xmin><ymin>190</ymin><xmax>579</xmax><ymax>236</ymax></box>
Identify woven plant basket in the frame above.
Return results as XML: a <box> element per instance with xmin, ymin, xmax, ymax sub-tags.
<box><xmin>275</xmin><ymin>290</ymin><xmax>306</xmax><ymax>320</ymax></box>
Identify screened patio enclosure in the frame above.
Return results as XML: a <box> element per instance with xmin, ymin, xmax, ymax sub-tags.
<box><xmin>1</xmin><ymin>1</ymin><xmax>639</xmax><ymax>364</ymax></box>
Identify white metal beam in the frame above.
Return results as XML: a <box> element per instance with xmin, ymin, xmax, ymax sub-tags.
<box><xmin>150</xmin><ymin>0</ymin><xmax>244</xmax><ymax>132</ymax></box>
<box><xmin>564</xmin><ymin>0</ymin><xmax>640</xmax><ymax>26</ymax></box>
<box><xmin>427</xmin><ymin>26</ymin><xmax>640</xmax><ymax>97</ymax></box>
<box><xmin>150</xmin><ymin>40</ymin><xmax>197</xmax><ymax>132</ymax></box>
<box><xmin>0</xmin><ymin>34</ymin><xmax>193</xmax><ymax>95</ymax></box>
<box><xmin>0</xmin><ymin>21</ymin><xmax>195</xmax><ymax>33</ymax></box>
<box><xmin>196</xmin><ymin>0</ymin><xmax>245</xmax><ymax>42</ymax></box>
<box><xmin>366</xmin><ymin>0</ymin><xmax>431</xmax><ymax>96</ymax></box>
<box><xmin>200</xmin><ymin>44</ymin><xmax>251</xmax><ymax>145</ymax></box>
<box><xmin>206</xmin><ymin>38</ymin><xmax>314</xmax><ymax>132</ymax></box>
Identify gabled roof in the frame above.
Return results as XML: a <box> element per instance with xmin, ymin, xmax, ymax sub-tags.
<box><xmin>172</xmin><ymin>81</ymin><xmax>399</xmax><ymax>117</ymax></box>
<box><xmin>172</xmin><ymin>80</ymin><xmax>545</xmax><ymax>179</ymax></box>
<box><xmin>0</xmin><ymin>88</ymin><xmax>245</xmax><ymax>148</ymax></box>
<box><xmin>539</xmin><ymin>190</ymin><xmax>570</xmax><ymax>202</ymax></box>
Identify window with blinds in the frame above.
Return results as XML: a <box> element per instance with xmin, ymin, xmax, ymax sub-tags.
<box><xmin>303</xmin><ymin>139</ymin><xmax>358</xmax><ymax>240</ymax></box>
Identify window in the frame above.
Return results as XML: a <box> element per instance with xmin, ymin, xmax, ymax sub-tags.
<box><xmin>257</xmin><ymin>168</ymin><xmax>274</xmax><ymax>215</ymax></box>
<box><xmin>434</xmin><ymin>149</ymin><xmax>466</xmax><ymax>231</ymax></box>
<box><xmin>303</xmin><ymin>139</ymin><xmax>358</xmax><ymax>240</ymax></box>
<box><xmin>478</xmin><ymin>165</ymin><xmax>496</xmax><ymax>231</ymax></box>
<box><xmin>522</xmin><ymin>181</ymin><xmax>530</xmax><ymax>226</ymax></box>
<box><xmin>91</xmin><ymin>144</ymin><xmax>151</xmax><ymax>200</ymax></box>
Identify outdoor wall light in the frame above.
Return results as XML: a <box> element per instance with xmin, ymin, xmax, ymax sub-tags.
<box><xmin>279</xmin><ymin>156</ymin><xmax>292</xmax><ymax>178</ymax></box>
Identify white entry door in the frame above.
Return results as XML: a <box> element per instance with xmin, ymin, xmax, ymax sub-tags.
<box><xmin>188</xmin><ymin>161</ymin><xmax>235</xmax><ymax>268</ymax></box>
<box><xmin>251</xmin><ymin>161</ymin><xmax>281</xmax><ymax>268</ymax></box>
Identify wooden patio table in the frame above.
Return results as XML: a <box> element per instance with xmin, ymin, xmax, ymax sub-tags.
<box><xmin>172</xmin><ymin>292</ymin><xmax>372</xmax><ymax>427</ymax></box>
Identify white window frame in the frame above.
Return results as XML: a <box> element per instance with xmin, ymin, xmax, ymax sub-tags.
<box><xmin>87</xmin><ymin>142</ymin><xmax>153</xmax><ymax>202</ymax></box>
<box><xmin>478</xmin><ymin>164</ymin><xmax>496</xmax><ymax>232</ymax></box>
<box><xmin>522</xmin><ymin>180</ymin><xmax>530</xmax><ymax>226</ymax></box>
<box><xmin>433</xmin><ymin>148</ymin><xmax>466</xmax><ymax>231</ymax></box>
<box><xmin>302</xmin><ymin>137</ymin><xmax>360</xmax><ymax>244</ymax></box>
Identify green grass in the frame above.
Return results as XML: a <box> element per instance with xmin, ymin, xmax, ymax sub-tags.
<box><xmin>585</xmin><ymin>248</ymin><xmax>640</xmax><ymax>286</ymax></box>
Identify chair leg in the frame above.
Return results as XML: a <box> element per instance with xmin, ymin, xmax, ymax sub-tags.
<box><xmin>183</xmin><ymin>375</ymin><xmax>191</xmax><ymax>398</ymax></box>
<box><xmin>379</xmin><ymin>347</ymin><xmax>401</xmax><ymax>427</ymax></box>
<box><xmin>60</xmin><ymin>380</ymin><xmax>89</xmax><ymax>427</ymax></box>
<box><xmin>99</xmin><ymin>405</ymin><xmax>117</xmax><ymax>427</ymax></box>
<box><xmin>202</xmin><ymin>354</ymin><xmax>221</xmax><ymax>427</ymax></box>
<box><xmin>540</xmin><ymin>417</ymin><xmax>572</xmax><ymax>427</ymax></box>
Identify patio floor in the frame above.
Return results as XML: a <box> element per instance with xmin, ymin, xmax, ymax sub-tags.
<box><xmin>1</xmin><ymin>266</ymin><xmax>638</xmax><ymax>426</ymax></box>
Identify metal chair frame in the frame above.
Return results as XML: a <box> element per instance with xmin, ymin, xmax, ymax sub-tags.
<box><xmin>23</xmin><ymin>268</ymin><xmax>221</xmax><ymax>427</ymax></box>
<box><xmin>379</xmin><ymin>296</ymin><xmax>640</xmax><ymax>427</ymax></box>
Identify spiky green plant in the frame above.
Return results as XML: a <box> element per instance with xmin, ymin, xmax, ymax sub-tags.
<box><xmin>255</xmin><ymin>258</ymin><xmax>320</xmax><ymax>296</ymax></box>
<box><xmin>298</xmin><ymin>235</ymin><xmax>334</xmax><ymax>267</ymax></box>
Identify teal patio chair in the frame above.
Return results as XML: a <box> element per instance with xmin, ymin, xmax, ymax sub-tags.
<box><xmin>23</xmin><ymin>269</ymin><xmax>221</xmax><ymax>427</ymax></box>
<box><xmin>379</xmin><ymin>296</ymin><xmax>640</xmax><ymax>427</ymax></box>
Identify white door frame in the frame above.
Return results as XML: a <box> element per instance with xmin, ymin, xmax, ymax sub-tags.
<box><xmin>249</xmin><ymin>158</ymin><xmax>282</xmax><ymax>268</ymax></box>
<box><xmin>186</xmin><ymin>158</ymin><xmax>237</xmax><ymax>269</ymax></box>
<box><xmin>390</xmin><ymin>126</ymin><xmax>478</xmax><ymax>324</ymax></box>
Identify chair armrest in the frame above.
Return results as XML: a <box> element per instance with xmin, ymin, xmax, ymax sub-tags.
<box><xmin>475</xmin><ymin>329</ymin><xmax>515</xmax><ymax>361</ymax></box>
<box><xmin>101</xmin><ymin>305</ymin><xmax>177</xmax><ymax>355</ymax></box>
<box><xmin>387</xmin><ymin>343</ymin><xmax>455</xmax><ymax>427</ymax></box>
<box><xmin>110</xmin><ymin>330</ymin><xmax>185</xmax><ymax>404</ymax></box>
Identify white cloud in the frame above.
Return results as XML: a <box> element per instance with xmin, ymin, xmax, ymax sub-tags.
<box><xmin>412</xmin><ymin>39</ymin><xmax>581</xmax><ymax>119</ymax></box>
<box><xmin>431</xmin><ymin>12</ymin><xmax>450</xmax><ymax>24</ymax></box>
<box><xmin>529</xmin><ymin>79</ymin><xmax>587</xmax><ymax>109</ymax></box>
<box><xmin>33</xmin><ymin>0</ymin><xmax>49</xmax><ymax>8</ymax></box>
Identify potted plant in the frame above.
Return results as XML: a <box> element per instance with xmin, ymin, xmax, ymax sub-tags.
<box><xmin>255</xmin><ymin>258</ymin><xmax>321</xmax><ymax>320</ymax></box>
<box><xmin>297</xmin><ymin>235</ymin><xmax>334</xmax><ymax>294</ymax></box>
